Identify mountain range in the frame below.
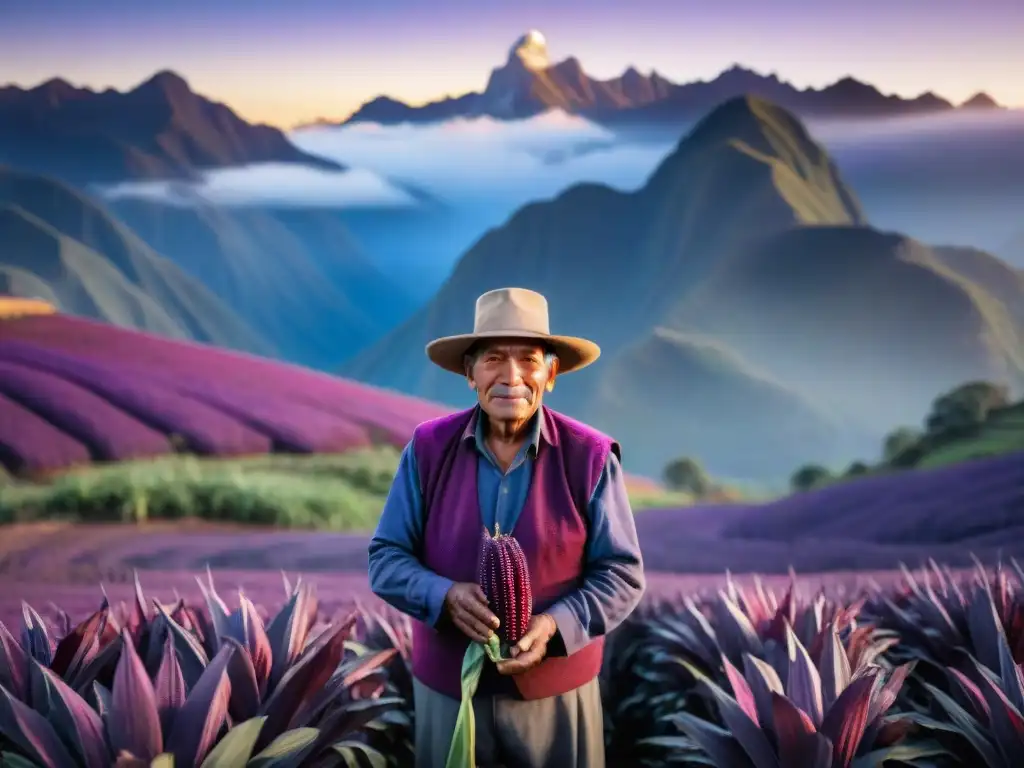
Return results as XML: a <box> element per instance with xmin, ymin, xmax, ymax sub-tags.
<box><xmin>0</xmin><ymin>54</ymin><xmax>1020</xmax><ymax>481</ymax></box>
<box><xmin>343</xmin><ymin>95</ymin><xmax>1024</xmax><ymax>479</ymax></box>
<box><xmin>339</xmin><ymin>30</ymin><xmax>1004</xmax><ymax>128</ymax></box>
<box><xmin>0</xmin><ymin>71</ymin><xmax>340</xmax><ymax>184</ymax></box>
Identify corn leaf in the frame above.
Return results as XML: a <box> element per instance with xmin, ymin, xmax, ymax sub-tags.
<box><xmin>198</xmin><ymin>716</ymin><xmax>266</xmax><ymax>768</ymax></box>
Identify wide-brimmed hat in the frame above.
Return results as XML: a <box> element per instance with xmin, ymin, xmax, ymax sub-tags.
<box><xmin>425</xmin><ymin>287</ymin><xmax>601</xmax><ymax>375</ymax></box>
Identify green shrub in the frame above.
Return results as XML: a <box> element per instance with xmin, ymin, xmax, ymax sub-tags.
<box><xmin>0</xmin><ymin>449</ymin><xmax>402</xmax><ymax>531</ymax></box>
<box><xmin>882</xmin><ymin>425</ymin><xmax>923</xmax><ymax>463</ymax></box>
<box><xmin>789</xmin><ymin>463</ymin><xmax>832</xmax><ymax>492</ymax></box>
<box><xmin>662</xmin><ymin>457</ymin><xmax>712</xmax><ymax>497</ymax></box>
<box><xmin>925</xmin><ymin>380</ymin><xmax>1010</xmax><ymax>436</ymax></box>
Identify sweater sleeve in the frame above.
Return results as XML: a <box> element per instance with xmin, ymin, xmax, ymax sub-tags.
<box><xmin>367</xmin><ymin>441</ymin><xmax>454</xmax><ymax>627</ymax></box>
<box><xmin>543</xmin><ymin>450</ymin><xmax>646</xmax><ymax>655</ymax></box>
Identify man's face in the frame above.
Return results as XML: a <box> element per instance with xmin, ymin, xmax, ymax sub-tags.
<box><xmin>466</xmin><ymin>339</ymin><xmax>558</xmax><ymax>424</ymax></box>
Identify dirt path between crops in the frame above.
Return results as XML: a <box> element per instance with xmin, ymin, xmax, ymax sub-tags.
<box><xmin>0</xmin><ymin>520</ymin><xmax>1002</xmax><ymax>630</ymax></box>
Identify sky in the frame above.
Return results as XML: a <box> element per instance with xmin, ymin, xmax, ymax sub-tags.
<box><xmin>3</xmin><ymin>0</ymin><xmax>1022</xmax><ymax>128</ymax></box>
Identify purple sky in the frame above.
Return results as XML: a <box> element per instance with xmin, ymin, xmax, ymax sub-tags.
<box><xmin>3</xmin><ymin>0</ymin><xmax>1022</xmax><ymax>127</ymax></box>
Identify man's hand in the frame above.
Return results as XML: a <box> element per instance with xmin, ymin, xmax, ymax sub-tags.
<box><xmin>496</xmin><ymin>614</ymin><xmax>557</xmax><ymax>676</ymax></box>
<box><xmin>443</xmin><ymin>582</ymin><xmax>500</xmax><ymax>643</ymax></box>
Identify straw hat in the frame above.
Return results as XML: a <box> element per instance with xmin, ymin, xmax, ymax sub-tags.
<box><xmin>425</xmin><ymin>287</ymin><xmax>601</xmax><ymax>375</ymax></box>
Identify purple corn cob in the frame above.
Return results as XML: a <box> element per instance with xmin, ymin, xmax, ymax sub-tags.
<box><xmin>479</xmin><ymin>523</ymin><xmax>533</xmax><ymax>645</ymax></box>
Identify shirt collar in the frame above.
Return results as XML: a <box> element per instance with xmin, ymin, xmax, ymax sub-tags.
<box><xmin>462</xmin><ymin>403</ymin><xmax>554</xmax><ymax>458</ymax></box>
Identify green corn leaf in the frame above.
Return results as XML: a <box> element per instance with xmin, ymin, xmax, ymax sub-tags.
<box><xmin>850</xmin><ymin>739</ymin><xmax>951</xmax><ymax>768</ymax></box>
<box><xmin>247</xmin><ymin>727</ymin><xmax>319</xmax><ymax>767</ymax></box>
<box><xmin>442</xmin><ymin>635</ymin><xmax>503</xmax><ymax>768</ymax></box>
<box><xmin>329</xmin><ymin>741</ymin><xmax>389</xmax><ymax>768</ymax></box>
<box><xmin>920</xmin><ymin>682</ymin><xmax>1002</xmax><ymax>767</ymax></box>
<box><xmin>0</xmin><ymin>753</ymin><xmax>39</xmax><ymax>768</ymax></box>
<box><xmin>445</xmin><ymin>641</ymin><xmax>489</xmax><ymax>768</ymax></box>
<box><xmin>199</xmin><ymin>716</ymin><xmax>266</xmax><ymax>768</ymax></box>
<box><xmin>151</xmin><ymin>755</ymin><xmax>175</xmax><ymax>767</ymax></box>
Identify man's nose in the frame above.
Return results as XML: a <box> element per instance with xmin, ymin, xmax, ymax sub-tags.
<box><xmin>498</xmin><ymin>359</ymin><xmax>524</xmax><ymax>384</ymax></box>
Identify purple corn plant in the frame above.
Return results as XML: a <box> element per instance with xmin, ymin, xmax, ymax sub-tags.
<box><xmin>662</xmin><ymin>621</ymin><xmax>943</xmax><ymax>767</ymax></box>
<box><xmin>0</xmin><ymin>570</ymin><xmax>405</xmax><ymax>768</ymax></box>
<box><xmin>904</xmin><ymin>567</ymin><xmax>1024</xmax><ymax>767</ymax></box>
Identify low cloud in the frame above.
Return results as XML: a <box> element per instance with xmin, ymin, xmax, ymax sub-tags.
<box><xmin>99</xmin><ymin>107</ymin><xmax>1024</xmax><ymax>258</ymax></box>
<box><xmin>289</xmin><ymin>111</ymin><xmax>673</xmax><ymax>208</ymax></box>
<box><xmin>101</xmin><ymin>164</ymin><xmax>419</xmax><ymax>208</ymax></box>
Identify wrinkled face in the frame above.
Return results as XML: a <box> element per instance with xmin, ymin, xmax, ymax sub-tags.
<box><xmin>466</xmin><ymin>339</ymin><xmax>558</xmax><ymax>423</ymax></box>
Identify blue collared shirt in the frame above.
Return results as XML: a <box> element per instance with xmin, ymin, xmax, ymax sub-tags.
<box><xmin>367</xmin><ymin>410</ymin><xmax>646</xmax><ymax>655</ymax></box>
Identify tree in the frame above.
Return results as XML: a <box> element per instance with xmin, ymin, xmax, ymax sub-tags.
<box><xmin>662</xmin><ymin>457</ymin><xmax>712</xmax><ymax>496</ymax></box>
<box><xmin>844</xmin><ymin>461</ymin><xmax>869</xmax><ymax>477</ymax></box>
<box><xmin>882</xmin><ymin>426</ymin><xmax>922</xmax><ymax>463</ymax></box>
<box><xmin>925</xmin><ymin>381</ymin><xmax>1009</xmax><ymax>436</ymax></box>
<box><xmin>790</xmin><ymin>464</ymin><xmax>832</xmax><ymax>492</ymax></box>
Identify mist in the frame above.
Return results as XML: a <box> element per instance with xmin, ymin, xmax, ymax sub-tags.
<box><xmin>811</xmin><ymin>109</ymin><xmax>1024</xmax><ymax>254</ymax></box>
<box><xmin>289</xmin><ymin>111</ymin><xmax>668</xmax><ymax>209</ymax></box>
<box><xmin>101</xmin><ymin>164</ymin><xmax>419</xmax><ymax>209</ymax></box>
<box><xmin>98</xmin><ymin>107</ymin><xmax>1024</xmax><ymax>272</ymax></box>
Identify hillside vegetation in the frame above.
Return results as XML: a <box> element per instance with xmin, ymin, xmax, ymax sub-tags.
<box><xmin>784</xmin><ymin>380</ymin><xmax>1024</xmax><ymax>492</ymax></box>
<box><xmin>345</xmin><ymin>96</ymin><xmax>1024</xmax><ymax>481</ymax></box>
<box><xmin>0</xmin><ymin>166</ymin><xmax>273</xmax><ymax>355</ymax></box>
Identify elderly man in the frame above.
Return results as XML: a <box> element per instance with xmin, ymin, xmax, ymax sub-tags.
<box><xmin>368</xmin><ymin>287</ymin><xmax>645</xmax><ymax>768</ymax></box>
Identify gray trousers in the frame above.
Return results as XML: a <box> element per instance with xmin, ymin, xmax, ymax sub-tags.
<box><xmin>413</xmin><ymin>676</ymin><xmax>605</xmax><ymax>768</ymax></box>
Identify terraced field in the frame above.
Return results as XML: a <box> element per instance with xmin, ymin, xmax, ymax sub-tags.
<box><xmin>0</xmin><ymin>312</ymin><xmax>449</xmax><ymax>475</ymax></box>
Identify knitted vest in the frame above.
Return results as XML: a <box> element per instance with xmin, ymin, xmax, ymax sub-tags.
<box><xmin>409</xmin><ymin>405</ymin><xmax>618</xmax><ymax>700</ymax></box>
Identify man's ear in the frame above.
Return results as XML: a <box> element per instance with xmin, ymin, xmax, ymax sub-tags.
<box><xmin>545</xmin><ymin>358</ymin><xmax>560</xmax><ymax>392</ymax></box>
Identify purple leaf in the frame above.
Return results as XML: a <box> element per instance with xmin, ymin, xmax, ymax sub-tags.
<box><xmin>819</xmin><ymin>670</ymin><xmax>878</xmax><ymax>768</ymax></box>
<box><xmin>967</xmin><ymin>584</ymin><xmax>1003</xmax><ymax>672</ymax></box>
<box><xmin>48</xmin><ymin>601</ymin><xmax>108</xmax><ymax>681</ymax></box>
<box><xmin>295</xmin><ymin>646</ymin><xmax>403</xmax><ymax>730</ymax></box>
<box><xmin>312</xmin><ymin>697</ymin><xmax>405</xmax><ymax>750</ymax></box>
<box><xmin>36</xmin><ymin>665</ymin><xmax>111</xmax><ymax>768</ymax></box>
<box><xmin>154</xmin><ymin>635</ymin><xmax>186</xmax><ymax>736</ymax></box>
<box><xmin>123</xmin><ymin>573</ymin><xmax>150</xmax><ymax>641</ymax></box>
<box><xmin>770</xmin><ymin>694</ymin><xmax>832</xmax><ymax>768</ymax></box>
<box><xmin>265</xmin><ymin>583</ymin><xmax>317</xmax><ymax>690</ymax></box>
<box><xmin>0</xmin><ymin>684</ymin><xmax>78</xmax><ymax>768</ymax></box>
<box><xmin>785</xmin><ymin>623</ymin><xmax>823</xmax><ymax>726</ymax></box>
<box><xmin>0</xmin><ymin>621</ymin><xmax>29</xmax><ymax>701</ymax></box>
<box><xmin>817</xmin><ymin>623</ymin><xmax>851</xmax><ymax>710</ymax></box>
<box><xmin>225</xmin><ymin>594</ymin><xmax>273</xmax><ymax>696</ymax></box>
<box><xmin>19</xmin><ymin>603</ymin><xmax>53</xmax><ymax>667</ymax></box>
<box><xmin>194</xmin><ymin>579</ymin><xmax>230</xmax><ymax>660</ymax></box>
<box><xmin>88</xmin><ymin>682</ymin><xmax>112</xmax><ymax>719</ymax></box>
<box><xmin>971</xmin><ymin>658</ymin><xmax>1024</xmax><ymax>759</ymax></box>
<box><xmin>949</xmin><ymin>667</ymin><xmax>992</xmax><ymax>720</ymax></box>
<box><xmin>109</xmin><ymin>630</ymin><xmax>163</xmax><ymax>761</ymax></box>
<box><xmin>994</xmin><ymin>622</ymin><xmax>1024</xmax><ymax>714</ymax></box>
<box><xmin>167</xmin><ymin>642</ymin><xmax>235</xmax><ymax>767</ymax></box>
<box><xmin>868</xmin><ymin>662</ymin><xmax>914</xmax><ymax>723</ymax></box>
<box><xmin>723</xmin><ymin>655</ymin><xmax>761</xmax><ymax>725</ymax></box>
<box><xmin>69</xmin><ymin>633</ymin><xmax>121</xmax><ymax>694</ymax></box>
<box><xmin>742</xmin><ymin>654</ymin><xmax>783</xmax><ymax>734</ymax></box>
<box><xmin>713</xmin><ymin>593</ymin><xmax>762</xmax><ymax>661</ymax></box>
<box><xmin>672</xmin><ymin>711</ymin><xmax>757</xmax><ymax>768</ymax></box>
<box><xmin>256</xmin><ymin>613</ymin><xmax>356</xmax><ymax>748</ymax></box>
<box><xmin>147</xmin><ymin>604</ymin><xmax>209</xmax><ymax>691</ymax></box>
<box><xmin>224</xmin><ymin>637</ymin><xmax>262</xmax><ymax>723</ymax></box>
<box><xmin>702</xmin><ymin>667</ymin><xmax>779</xmax><ymax>768</ymax></box>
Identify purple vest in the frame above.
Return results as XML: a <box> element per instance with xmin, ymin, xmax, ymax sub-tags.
<box><xmin>410</xmin><ymin>405</ymin><xmax>619</xmax><ymax>700</ymax></box>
